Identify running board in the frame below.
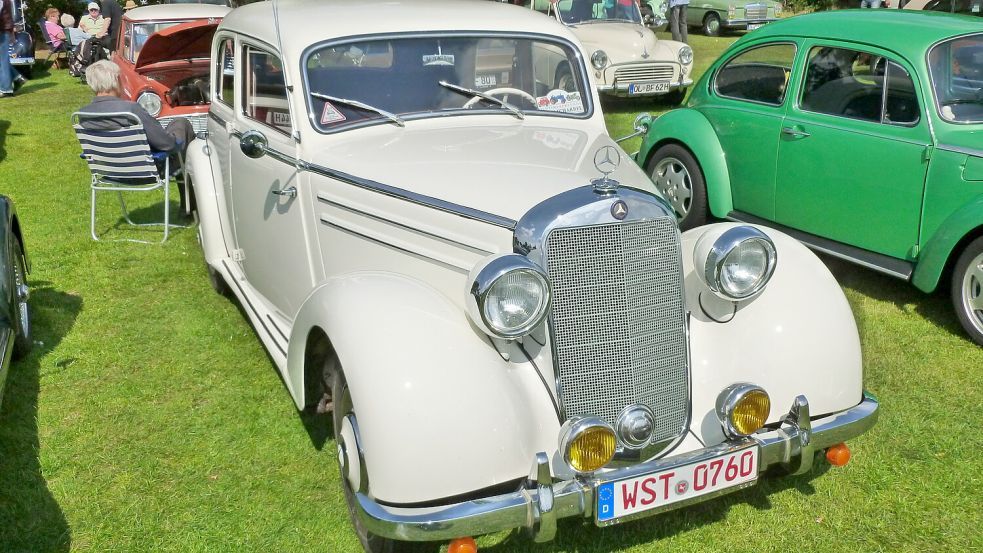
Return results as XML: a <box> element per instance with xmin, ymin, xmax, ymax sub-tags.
<box><xmin>725</xmin><ymin>211</ymin><xmax>914</xmax><ymax>281</ymax></box>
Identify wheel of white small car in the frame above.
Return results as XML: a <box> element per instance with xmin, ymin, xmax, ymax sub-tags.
<box><xmin>462</xmin><ymin>87</ymin><xmax>537</xmax><ymax>108</ymax></box>
<box><xmin>951</xmin><ymin>235</ymin><xmax>983</xmax><ymax>346</ymax></box>
<box><xmin>330</xmin><ymin>359</ymin><xmax>397</xmax><ymax>553</ymax></box>
<box><xmin>11</xmin><ymin>239</ymin><xmax>31</xmax><ymax>359</ymax></box>
<box><xmin>703</xmin><ymin>12</ymin><xmax>722</xmax><ymax>37</ymax></box>
<box><xmin>647</xmin><ymin>143</ymin><xmax>708</xmax><ymax>230</ymax></box>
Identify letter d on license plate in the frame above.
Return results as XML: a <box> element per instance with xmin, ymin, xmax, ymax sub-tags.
<box><xmin>596</xmin><ymin>446</ymin><xmax>758</xmax><ymax>524</ymax></box>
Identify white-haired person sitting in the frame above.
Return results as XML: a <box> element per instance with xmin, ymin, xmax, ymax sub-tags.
<box><xmin>77</xmin><ymin>60</ymin><xmax>195</xmax><ymax>212</ymax></box>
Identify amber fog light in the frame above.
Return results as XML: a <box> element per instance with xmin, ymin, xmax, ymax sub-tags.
<box><xmin>559</xmin><ymin>417</ymin><xmax>616</xmax><ymax>473</ymax></box>
<box><xmin>716</xmin><ymin>383</ymin><xmax>770</xmax><ymax>437</ymax></box>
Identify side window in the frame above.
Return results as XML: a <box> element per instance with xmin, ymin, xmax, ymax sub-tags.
<box><xmin>122</xmin><ymin>22</ymin><xmax>133</xmax><ymax>62</ymax></box>
<box><xmin>714</xmin><ymin>43</ymin><xmax>795</xmax><ymax>106</ymax></box>
<box><xmin>215</xmin><ymin>37</ymin><xmax>235</xmax><ymax>108</ymax></box>
<box><xmin>885</xmin><ymin>61</ymin><xmax>919</xmax><ymax>125</ymax></box>
<box><xmin>952</xmin><ymin>0</ymin><xmax>983</xmax><ymax>15</ymax></box>
<box><xmin>243</xmin><ymin>46</ymin><xmax>291</xmax><ymax>134</ymax></box>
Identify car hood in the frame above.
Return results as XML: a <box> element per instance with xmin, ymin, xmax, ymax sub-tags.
<box><xmin>569</xmin><ymin>21</ymin><xmax>659</xmax><ymax>62</ymax></box>
<box><xmin>316</xmin><ymin>122</ymin><xmax>660</xmax><ymax>223</ymax></box>
<box><xmin>135</xmin><ymin>19</ymin><xmax>219</xmax><ymax>71</ymax></box>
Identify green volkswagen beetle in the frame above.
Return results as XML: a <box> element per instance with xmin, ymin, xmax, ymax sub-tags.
<box><xmin>635</xmin><ymin>10</ymin><xmax>983</xmax><ymax>345</ymax></box>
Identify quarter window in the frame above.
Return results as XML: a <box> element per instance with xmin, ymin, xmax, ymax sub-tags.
<box><xmin>801</xmin><ymin>46</ymin><xmax>918</xmax><ymax>126</ymax></box>
<box><xmin>714</xmin><ymin>43</ymin><xmax>796</xmax><ymax>106</ymax></box>
<box><xmin>244</xmin><ymin>46</ymin><xmax>291</xmax><ymax>134</ymax></box>
<box><xmin>215</xmin><ymin>37</ymin><xmax>235</xmax><ymax>108</ymax></box>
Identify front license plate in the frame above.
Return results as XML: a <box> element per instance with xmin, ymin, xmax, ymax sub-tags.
<box><xmin>596</xmin><ymin>447</ymin><xmax>758</xmax><ymax>524</ymax></box>
<box><xmin>628</xmin><ymin>82</ymin><xmax>671</xmax><ymax>95</ymax></box>
<box><xmin>747</xmin><ymin>23</ymin><xmax>763</xmax><ymax>31</ymax></box>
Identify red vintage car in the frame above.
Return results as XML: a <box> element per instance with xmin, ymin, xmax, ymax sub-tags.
<box><xmin>112</xmin><ymin>4</ymin><xmax>231</xmax><ymax>133</ymax></box>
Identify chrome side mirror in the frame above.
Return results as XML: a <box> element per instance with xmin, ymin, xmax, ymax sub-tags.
<box><xmin>614</xmin><ymin>113</ymin><xmax>654</xmax><ymax>144</ymax></box>
<box><xmin>240</xmin><ymin>130</ymin><xmax>267</xmax><ymax>159</ymax></box>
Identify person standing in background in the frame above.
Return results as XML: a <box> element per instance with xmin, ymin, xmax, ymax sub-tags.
<box><xmin>668</xmin><ymin>0</ymin><xmax>689</xmax><ymax>43</ymax></box>
<box><xmin>860</xmin><ymin>0</ymin><xmax>880</xmax><ymax>8</ymax></box>
<box><xmin>0</xmin><ymin>0</ymin><xmax>13</xmax><ymax>97</ymax></box>
<box><xmin>101</xmin><ymin>0</ymin><xmax>122</xmax><ymax>52</ymax></box>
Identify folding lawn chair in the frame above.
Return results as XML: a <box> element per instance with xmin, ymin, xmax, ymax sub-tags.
<box><xmin>38</xmin><ymin>19</ymin><xmax>71</xmax><ymax>68</ymax></box>
<box><xmin>72</xmin><ymin>111</ymin><xmax>188</xmax><ymax>243</ymax></box>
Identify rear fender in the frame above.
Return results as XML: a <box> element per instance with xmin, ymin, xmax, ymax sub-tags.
<box><xmin>637</xmin><ymin>109</ymin><xmax>733</xmax><ymax>217</ymax></box>
<box><xmin>185</xmin><ymin>137</ymin><xmax>232</xmax><ymax>262</ymax></box>
<box><xmin>287</xmin><ymin>273</ymin><xmax>558</xmax><ymax>504</ymax></box>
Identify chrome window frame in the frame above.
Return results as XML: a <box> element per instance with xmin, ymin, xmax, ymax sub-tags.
<box><xmin>239</xmin><ymin>40</ymin><xmax>293</xmax><ymax>138</ymax></box>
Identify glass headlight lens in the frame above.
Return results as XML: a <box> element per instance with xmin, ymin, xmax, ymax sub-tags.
<box><xmin>137</xmin><ymin>91</ymin><xmax>162</xmax><ymax>117</ymax></box>
<box><xmin>702</xmin><ymin>226</ymin><xmax>777</xmax><ymax>300</ymax></box>
<box><xmin>716</xmin><ymin>384</ymin><xmax>771</xmax><ymax>437</ymax></box>
<box><xmin>678</xmin><ymin>45</ymin><xmax>693</xmax><ymax>66</ymax></box>
<box><xmin>560</xmin><ymin>417</ymin><xmax>617</xmax><ymax>473</ymax></box>
<box><xmin>591</xmin><ymin>50</ymin><xmax>609</xmax><ymax>70</ymax></box>
<box><xmin>466</xmin><ymin>255</ymin><xmax>550</xmax><ymax>339</ymax></box>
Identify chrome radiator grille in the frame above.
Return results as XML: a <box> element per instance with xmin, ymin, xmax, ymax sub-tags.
<box><xmin>745</xmin><ymin>3</ymin><xmax>768</xmax><ymax>19</ymax></box>
<box><xmin>545</xmin><ymin>219</ymin><xmax>688</xmax><ymax>444</ymax></box>
<box><xmin>158</xmin><ymin>113</ymin><xmax>208</xmax><ymax>134</ymax></box>
<box><xmin>615</xmin><ymin>64</ymin><xmax>675</xmax><ymax>83</ymax></box>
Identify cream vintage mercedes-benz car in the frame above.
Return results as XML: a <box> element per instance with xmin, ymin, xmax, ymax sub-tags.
<box><xmin>187</xmin><ymin>0</ymin><xmax>877</xmax><ymax>551</ymax></box>
<box><xmin>519</xmin><ymin>0</ymin><xmax>693</xmax><ymax>102</ymax></box>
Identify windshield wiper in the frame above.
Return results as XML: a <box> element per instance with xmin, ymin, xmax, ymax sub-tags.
<box><xmin>310</xmin><ymin>92</ymin><xmax>405</xmax><ymax>127</ymax></box>
<box><xmin>438</xmin><ymin>80</ymin><xmax>524</xmax><ymax>120</ymax></box>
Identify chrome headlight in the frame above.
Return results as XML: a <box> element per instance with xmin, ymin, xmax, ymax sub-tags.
<box><xmin>465</xmin><ymin>254</ymin><xmax>551</xmax><ymax>339</ymax></box>
<box><xmin>715</xmin><ymin>383</ymin><xmax>770</xmax><ymax>437</ymax></box>
<box><xmin>137</xmin><ymin>91</ymin><xmax>162</xmax><ymax>117</ymax></box>
<box><xmin>559</xmin><ymin>416</ymin><xmax>617</xmax><ymax>473</ymax></box>
<box><xmin>591</xmin><ymin>50</ymin><xmax>609</xmax><ymax>70</ymax></box>
<box><xmin>696</xmin><ymin>226</ymin><xmax>777</xmax><ymax>300</ymax></box>
<box><xmin>678</xmin><ymin>45</ymin><xmax>693</xmax><ymax>66</ymax></box>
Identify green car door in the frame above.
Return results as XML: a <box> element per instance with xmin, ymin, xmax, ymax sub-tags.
<box><xmin>774</xmin><ymin>41</ymin><xmax>932</xmax><ymax>261</ymax></box>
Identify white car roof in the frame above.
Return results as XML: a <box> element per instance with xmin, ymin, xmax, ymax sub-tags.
<box><xmin>221</xmin><ymin>0</ymin><xmax>580</xmax><ymax>58</ymax></box>
<box><xmin>125</xmin><ymin>4</ymin><xmax>232</xmax><ymax>21</ymax></box>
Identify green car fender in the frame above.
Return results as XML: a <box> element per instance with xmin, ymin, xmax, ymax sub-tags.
<box><xmin>637</xmin><ymin>109</ymin><xmax>733</xmax><ymax>218</ymax></box>
<box><xmin>912</xmin><ymin>194</ymin><xmax>983</xmax><ymax>293</ymax></box>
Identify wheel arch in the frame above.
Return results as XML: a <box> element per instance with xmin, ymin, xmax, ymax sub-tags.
<box><xmin>912</xmin><ymin>196</ymin><xmax>983</xmax><ymax>293</ymax></box>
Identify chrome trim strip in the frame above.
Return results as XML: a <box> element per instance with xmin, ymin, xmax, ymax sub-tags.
<box><xmin>353</xmin><ymin>392</ymin><xmax>878</xmax><ymax>541</ymax></box>
<box><xmin>317</xmin><ymin>195</ymin><xmax>493</xmax><ymax>255</ymax></box>
<box><xmin>319</xmin><ymin>217</ymin><xmax>469</xmax><ymax>273</ymax></box>
<box><xmin>937</xmin><ymin>143</ymin><xmax>983</xmax><ymax>158</ymax></box>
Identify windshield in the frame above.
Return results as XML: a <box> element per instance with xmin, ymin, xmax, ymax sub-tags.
<box><xmin>125</xmin><ymin>21</ymin><xmax>186</xmax><ymax>63</ymax></box>
<box><xmin>929</xmin><ymin>34</ymin><xmax>983</xmax><ymax>123</ymax></box>
<box><xmin>305</xmin><ymin>35</ymin><xmax>590</xmax><ymax>132</ymax></box>
<box><xmin>551</xmin><ymin>0</ymin><xmax>643</xmax><ymax>25</ymax></box>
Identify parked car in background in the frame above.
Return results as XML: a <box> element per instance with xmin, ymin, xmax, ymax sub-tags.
<box><xmin>640</xmin><ymin>0</ymin><xmax>669</xmax><ymax>31</ymax></box>
<box><xmin>7</xmin><ymin>0</ymin><xmax>34</xmax><ymax>77</ymax></box>
<box><xmin>520</xmin><ymin>0</ymin><xmax>693</xmax><ymax>102</ymax></box>
<box><xmin>112</xmin><ymin>3</ymin><xmax>231</xmax><ymax>134</ymax></box>
<box><xmin>188</xmin><ymin>1</ymin><xmax>878</xmax><ymax>551</ymax></box>
<box><xmin>0</xmin><ymin>195</ymin><xmax>31</xmax><ymax>411</ymax></box>
<box><xmin>637</xmin><ymin>10</ymin><xmax>983</xmax><ymax>345</ymax></box>
<box><xmin>688</xmin><ymin>0</ymin><xmax>783</xmax><ymax>36</ymax></box>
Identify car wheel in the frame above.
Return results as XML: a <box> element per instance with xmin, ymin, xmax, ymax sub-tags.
<box><xmin>11</xmin><ymin>239</ymin><xmax>31</xmax><ymax>359</ymax></box>
<box><xmin>703</xmin><ymin>12</ymin><xmax>722</xmax><ymax>37</ymax></box>
<box><xmin>647</xmin><ymin>144</ymin><xmax>708</xmax><ymax>230</ymax></box>
<box><xmin>554</xmin><ymin>64</ymin><xmax>575</xmax><ymax>92</ymax></box>
<box><xmin>951</xmin><ymin>236</ymin><xmax>983</xmax><ymax>346</ymax></box>
<box><xmin>330</xmin><ymin>360</ymin><xmax>397</xmax><ymax>553</ymax></box>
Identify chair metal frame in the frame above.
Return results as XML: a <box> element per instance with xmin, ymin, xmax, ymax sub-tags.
<box><xmin>72</xmin><ymin>111</ymin><xmax>188</xmax><ymax>243</ymax></box>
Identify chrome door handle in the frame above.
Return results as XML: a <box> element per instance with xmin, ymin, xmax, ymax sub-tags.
<box><xmin>271</xmin><ymin>186</ymin><xmax>297</xmax><ymax>199</ymax></box>
<box><xmin>781</xmin><ymin>126</ymin><xmax>811</xmax><ymax>138</ymax></box>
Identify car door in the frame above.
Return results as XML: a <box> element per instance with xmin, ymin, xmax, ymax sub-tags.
<box><xmin>704</xmin><ymin>41</ymin><xmax>797</xmax><ymax>219</ymax></box>
<box><xmin>229</xmin><ymin>42</ymin><xmax>315</xmax><ymax>318</ymax></box>
<box><xmin>775</xmin><ymin>42</ymin><xmax>931</xmax><ymax>261</ymax></box>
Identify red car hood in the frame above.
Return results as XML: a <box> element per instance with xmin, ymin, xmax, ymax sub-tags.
<box><xmin>135</xmin><ymin>19</ymin><xmax>219</xmax><ymax>71</ymax></box>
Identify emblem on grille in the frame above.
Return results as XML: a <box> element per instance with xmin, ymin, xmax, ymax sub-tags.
<box><xmin>592</xmin><ymin>146</ymin><xmax>622</xmax><ymax>193</ymax></box>
<box><xmin>611</xmin><ymin>200</ymin><xmax>628</xmax><ymax>220</ymax></box>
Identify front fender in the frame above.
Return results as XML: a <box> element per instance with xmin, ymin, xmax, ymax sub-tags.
<box><xmin>912</xmin><ymin>194</ymin><xmax>983</xmax><ymax>293</ymax></box>
<box><xmin>681</xmin><ymin>223</ymin><xmax>864</xmax><ymax>446</ymax></box>
<box><xmin>287</xmin><ymin>273</ymin><xmax>559</xmax><ymax>504</ymax></box>
<box><xmin>637</xmin><ymin>109</ymin><xmax>733</xmax><ymax>217</ymax></box>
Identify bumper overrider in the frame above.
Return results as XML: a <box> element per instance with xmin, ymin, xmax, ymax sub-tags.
<box><xmin>356</xmin><ymin>391</ymin><xmax>878</xmax><ymax>542</ymax></box>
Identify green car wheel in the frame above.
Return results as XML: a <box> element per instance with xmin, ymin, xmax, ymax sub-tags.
<box><xmin>952</xmin><ymin>236</ymin><xmax>983</xmax><ymax>346</ymax></box>
<box><xmin>647</xmin><ymin>144</ymin><xmax>707</xmax><ymax>230</ymax></box>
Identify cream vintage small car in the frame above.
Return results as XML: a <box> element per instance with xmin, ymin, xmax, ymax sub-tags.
<box><xmin>187</xmin><ymin>1</ymin><xmax>877</xmax><ymax>551</ymax></box>
<box><xmin>520</xmin><ymin>0</ymin><xmax>694</xmax><ymax>102</ymax></box>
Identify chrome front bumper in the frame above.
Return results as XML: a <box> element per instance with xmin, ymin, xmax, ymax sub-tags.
<box><xmin>723</xmin><ymin>18</ymin><xmax>778</xmax><ymax>29</ymax></box>
<box><xmin>356</xmin><ymin>391</ymin><xmax>878</xmax><ymax>542</ymax></box>
<box><xmin>597</xmin><ymin>78</ymin><xmax>694</xmax><ymax>97</ymax></box>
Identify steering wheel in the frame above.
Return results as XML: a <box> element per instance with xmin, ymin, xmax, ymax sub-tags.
<box><xmin>463</xmin><ymin>87</ymin><xmax>537</xmax><ymax>108</ymax></box>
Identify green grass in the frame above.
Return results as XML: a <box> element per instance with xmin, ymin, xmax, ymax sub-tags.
<box><xmin>0</xmin><ymin>34</ymin><xmax>980</xmax><ymax>553</ymax></box>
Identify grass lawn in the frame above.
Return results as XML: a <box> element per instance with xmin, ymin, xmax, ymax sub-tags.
<box><xmin>0</xmin><ymin>32</ymin><xmax>980</xmax><ymax>553</ymax></box>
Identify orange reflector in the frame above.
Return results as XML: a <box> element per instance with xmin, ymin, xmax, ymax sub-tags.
<box><xmin>449</xmin><ymin>537</ymin><xmax>477</xmax><ymax>553</ymax></box>
<box><xmin>826</xmin><ymin>443</ymin><xmax>851</xmax><ymax>466</ymax></box>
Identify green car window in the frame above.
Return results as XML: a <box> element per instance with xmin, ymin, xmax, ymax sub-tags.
<box><xmin>714</xmin><ymin>43</ymin><xmax>795</xmax><ymax>106</ymax></box>
<box><xmin>885</xmin><ymin>61</ymin><xmax>919</xmax><ymax>125</ymax></box>
<box><xmin>928</xmin><ymin>34</ymin><xmax>983</xmax><ymax>123</ymax></box>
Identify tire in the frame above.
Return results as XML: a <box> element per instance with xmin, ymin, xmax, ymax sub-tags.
<box><xmin>554</xmin><ymin>64</ymin><xmax>575</xmax><ymax>92</ymax></box>
<box><xmin>647</xmin><ymin>144</ymin><xmax>708</xmax><ymax>230</ymax></box>
<box><xmin>329</xmin><ymin>360</ymin><xmax>397</xmax><ymax>553</ymax></box>
<box><xmin>951</xmin><ymin>236</ymin><xmax>983</xmax><ymax>346</ymax></box>
<box><xmin>11</xmin><ymin>239</ymin><xmax>31</xmax><ymax>359</ymax></box>
<box><xmin>703</xmin><ymin>12</ymin><xmax>722</xmax><ymax>37</ymax></box>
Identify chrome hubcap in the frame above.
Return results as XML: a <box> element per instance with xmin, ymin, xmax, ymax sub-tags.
<box><xmin>707</xmin><ymin>18</ymin><xmax>719</xmax><ymax>34</ymax></box>
<box><xmin>14</xmin><ymin>258</ymin><xmax>29</xmax><ymax>337</ymax></box>
<box><xmin>963</xmin><ymin>251</ymin><xmax>983</xmax><ymax>334</ymax></box>
<box><xmin>652</xmin><ymin>156</ymin><xmax>692</xmax><ymax>218</ymax></box>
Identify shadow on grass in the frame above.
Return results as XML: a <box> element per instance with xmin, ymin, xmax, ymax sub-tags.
<box><xmin>0</xmin><ymin>281</ymin><xmax>83</xmax><ymax>552</ymax></box>
<box><xmin>0</xmin><ymin>120</ymin><xmax>8</xmax><ymax>163</ymax></box>
<box><xmin>92</xmin><ymin>199</ymin><xmax>193</xmax><ymax>241</ymax></box>
<box><xmin>13</xmin><ymin>82</ymin><xmax>57</xmax><ymax>97</ymax></box>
